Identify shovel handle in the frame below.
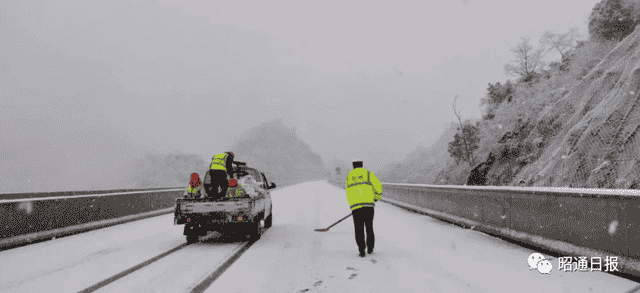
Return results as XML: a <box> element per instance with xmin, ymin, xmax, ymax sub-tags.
<box><xmin>324</xmin><ymin>213</ymin><xmax>352</xmax><ymax>230</ymax></box>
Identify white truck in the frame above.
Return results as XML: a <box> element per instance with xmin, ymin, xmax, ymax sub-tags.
<box><xmin>174</xmin><ymin>162</ymin><xmax>275</xmax><ymax>243</ymax></box>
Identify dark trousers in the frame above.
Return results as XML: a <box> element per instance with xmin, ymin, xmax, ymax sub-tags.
<box><xmin>352</xmin><ymin>206</ymin><xmax>375</xmax><ymax>253</ymax></box>
<box><xmin>205</xmin><ymin>169</ymin><xmax>229</xmax><ymax>198</ymax></box>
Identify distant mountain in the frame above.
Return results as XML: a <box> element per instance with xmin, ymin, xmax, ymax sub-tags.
<box><xmin>229</xmin><ymin>118</ymin><xmax>329</xmax><ymax>186</ymax></box>
<box><xmin>118</xmin><ymin>151</ymin><xmax>210</xmax><ymax>189</ymax></box>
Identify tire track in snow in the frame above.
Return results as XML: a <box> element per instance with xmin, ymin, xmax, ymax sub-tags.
<box><xmin>77</xmin><ymin>241</ymin><xmax>191</xmax><ymax>292</ymax></box>
<box><xmin>187</xmin><ymin>239</ymin><xmax>257</xmax><ymax>293</ymax></box>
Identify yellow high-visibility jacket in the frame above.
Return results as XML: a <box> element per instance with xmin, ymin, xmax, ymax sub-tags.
<box><xmin>210</xmin><ymin>153</ymin><xmax>232</xmax><ymax>173</ymax></box>
<box><xmin>345</xmin><ymin>168</ymin><xmax>383</xmax><ymax>211</ymax></box>
<box><xmin>226</xmin><ymin>184</ymin><xmax>247</xmax><ymax>198</ymax></box>
<box><xmin>185</xmin><ymin>185</ymin><xmax>202</xmax><ymax>198</ymax></box>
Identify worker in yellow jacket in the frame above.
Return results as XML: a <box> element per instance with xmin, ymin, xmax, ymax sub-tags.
<box><xmin>225</xmin><ymin>178</ymin><xmax>247</xmax><ymax>198</ymax></box>
<box><xmin>205</xmin><ymin>152</ymin><xmax>234</xmax><ymax>198</ymax></box>
<box><xmin>184</xmin><ymin>173</ymin><xmax>203</xmax><ymax>199</ymax></box>
<box><xmin>345</xmin><ymin>160</ymin><xmax>383</xmax><ymax>257</ymax></box>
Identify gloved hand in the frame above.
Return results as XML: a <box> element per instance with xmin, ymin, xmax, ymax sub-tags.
<box><xmin>374</xmin><ymin>199</ymin><xmax>377</xmax><ymax>202</ymax></box>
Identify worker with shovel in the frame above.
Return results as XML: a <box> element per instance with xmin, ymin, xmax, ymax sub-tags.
<box><xmin>346</xmin><ymin>160</ymin><xmax>383</xmax><ymax>257</ymax></box>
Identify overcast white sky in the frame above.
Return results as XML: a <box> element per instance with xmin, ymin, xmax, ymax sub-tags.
<box><xmin>1</xmin><ymin>0</ymin><xmax>601</xmax><ymax>183</ymax></box>
<box><xmin>145</xmin><ymin>0</ymin><xmax>600</xmax><ymax>170</ymax></box>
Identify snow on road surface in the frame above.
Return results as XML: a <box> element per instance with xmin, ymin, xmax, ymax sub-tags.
<box><xmin>0</xmin><ymin>180</ymin><xmax>637</xmax><ymax>293</ymax></box>
<box><xmin>207</xmin><ymin>180</ymin><xmax>639</xmax><ymax>293</ymax></box>
<box><xmin>0</xmin><ymin>214</ymin><xmax>186</xmax><ymax>292</ymax></box>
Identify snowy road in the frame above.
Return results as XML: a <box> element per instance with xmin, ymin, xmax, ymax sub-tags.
<box><xmin>0</xmin><ymin>180</ymin><xmax>638</xmax><ymax>293</ymax></box>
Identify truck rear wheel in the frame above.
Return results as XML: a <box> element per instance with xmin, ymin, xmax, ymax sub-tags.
<box><xmin>184</xmin><ymin>224</ymin><xmax>195</xmax><ymax>236</ymax></box>
<box><xmin>184</xmin><ymin>223</ymin><xmax>206</xmax><ymax>235</ymax></box>
<box><xmin>264</xmin><ymin>209</ymin><xmax>273</xmax><ymax>228</ymax></box>
<box><xmin>186</xmin><ymin>235</ymin><xmax>199</xmax><ymax>243</ymax></box>
<box><xmin>245</xmin><ymin>219</ymin><xmax>261</xmax><ymax>241</ymax></box>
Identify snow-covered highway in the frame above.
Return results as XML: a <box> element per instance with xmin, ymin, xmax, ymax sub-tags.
<box><xmin>1</xmin><ymin>181</ymin><xmax>638</xmax><ymax>293</ymax></box>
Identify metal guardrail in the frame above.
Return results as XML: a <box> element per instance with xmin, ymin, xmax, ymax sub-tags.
<box><xmin>328</xmin><ymin>177</ymin><xmax>640</xmax><ymax>261</ymax></box>
<box><xmin>0</xmin><ymin>177</ymin><xmax>301</xmax><ymax>250</ymax></box>
<box><xmin>0</xmin><ymin>187</ymin><xmax>184</xmax><ymax>241</ymax></box>
<box><xmin>0</xmin><ymin>186</ymin><xmax>184</xmax><ymax>200</ymax></box>
<box><xmin>0</xmin><ymin>188</ymin><xmax>184</xmax><ymax>203</ymax></box>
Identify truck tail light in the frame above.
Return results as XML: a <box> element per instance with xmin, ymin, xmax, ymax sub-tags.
<box><xmin>187</xmin><ymin>218</ymin><xmax>191</xmax><ymax>223</ymax></box>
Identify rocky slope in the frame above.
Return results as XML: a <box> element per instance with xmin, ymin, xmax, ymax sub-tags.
<box><xmin>474</xmin><ymin>28</ymin><xmax>640</xmax><ymax>188</ymax></box>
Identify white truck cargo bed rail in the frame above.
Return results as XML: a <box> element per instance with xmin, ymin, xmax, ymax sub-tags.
<box><xmin>177</xmin><ymin>199</ymin><xmax>250</xmax><ymax>214</ymax></box>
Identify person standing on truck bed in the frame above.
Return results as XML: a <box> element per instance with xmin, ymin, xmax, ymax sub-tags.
<box><xmin>345</xmin><ymin>160</ymin><xmax>383</xmax><ymax>257</ymax></box>
<box><xmin>185</xmin><ymin>172</ymin><xmax>203</xmax><ymax>199</ymax></box>
<box><xmin>205</xmin><ymin>151</ymin><xmax>234</xmax><ymax>198</ymax></box>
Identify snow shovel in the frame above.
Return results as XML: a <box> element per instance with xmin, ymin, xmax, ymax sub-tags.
<box><xmin>314</xmin><ymin>214</ymin><xmax>352</xmax><ymax>232</ymax></box>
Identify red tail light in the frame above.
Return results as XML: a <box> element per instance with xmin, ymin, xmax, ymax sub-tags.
<box><xmin>187</xmin><ymin>218</ymin><xmax>191</xmax><ymax>223</ymax></box>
